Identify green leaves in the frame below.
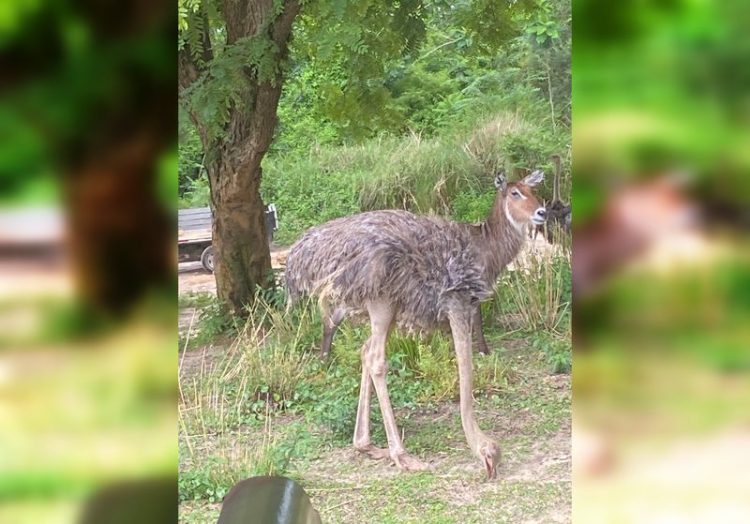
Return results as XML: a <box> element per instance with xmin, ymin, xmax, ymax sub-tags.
<box><xmin>178</xmin><ymin>0</ymin><xmax>570</xmax><ymax>184</ymax></box>
<box><xmin>184</xmin><ymin>31</ymin><xmax>281</xmax><ymax>143</ymax></box>
<box><xmin>527</xmin><ymin>19</ymin><xmax>561</xmax><ymax>45</ymax></box>
<box><xmin>450</xmin><ymin>0</ymin><xmax>535</xmax><ymax>53</ymax></box>
<box><xmin>179</xmin><ymin>0</ymin><xmax>289</xmax><ymax>145</ymax></box>
<box><xmin>178</xmin><ymin>0</ymin><xmax>547</xmax><ymax>145</ymax></box>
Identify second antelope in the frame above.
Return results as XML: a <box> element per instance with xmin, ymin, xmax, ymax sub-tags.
<box><xmin>285</xmin><ymin>170</ymin><xmax>547</xmax><ymax>479</ymax></box>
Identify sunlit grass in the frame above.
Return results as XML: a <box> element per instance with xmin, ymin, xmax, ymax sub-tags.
<box><xmin>0</xmin><ymin>295</ymin><xmax>176</xmax><ymax>524</ymax></box>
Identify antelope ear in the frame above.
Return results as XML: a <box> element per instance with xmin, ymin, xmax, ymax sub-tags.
<box><xmin>522</xmin><ymin>169</ymin><xmax>545</xmax><ymax>187</ymax></box>
<box><xmin>494</xmin><ymin>170</ymin><xmax>507</xmax><ymax>190</ymax></box>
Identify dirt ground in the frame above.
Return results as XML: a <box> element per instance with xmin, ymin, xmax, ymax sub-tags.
<box><xmin>178</xmin><ymin>332</ymin><xmax>571</xmax><ymax>523</ymax></box>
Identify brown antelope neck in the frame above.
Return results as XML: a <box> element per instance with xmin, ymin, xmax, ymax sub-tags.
<box><xmin>476</xmin><ymin>180</ymin><xmax>544</xmax><ymax>284</ymax></box>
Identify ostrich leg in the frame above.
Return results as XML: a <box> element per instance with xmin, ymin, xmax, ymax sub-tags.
<box><xmin>320</xmin><ymin>306</ymin><xmax>346</xmax><ymax>359</ymax></box>
<box><xmin>473</xmin><ymin>305</ymin><xmax>490</xmax><ymax>355</ymax></box>
<box><xmin>365</xmin><ymin>301</ymin><xmax>428</xmax><ymax>471</ymax></box>
<box><xmin>449</xmin><ymin>305</ymin><xmax>501</xmax><ymax>479</ymax></box>
<box><xmin>353</xmin><ymin>337</ymin><xmax>389</xmax><ymax>459</ymax></box>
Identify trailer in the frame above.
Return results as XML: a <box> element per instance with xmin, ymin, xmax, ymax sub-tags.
<box><xmin>178</xmin><ymin>204</ymin><xmax>278</xmax><ymax>272</ymax></box>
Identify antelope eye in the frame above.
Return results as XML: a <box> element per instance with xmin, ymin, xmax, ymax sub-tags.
<box><xmin>511</xmin><ymin>189</ymin><xmax>521</xmax><ymax>198</ymax></box>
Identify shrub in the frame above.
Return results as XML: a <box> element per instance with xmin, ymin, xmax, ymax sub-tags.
<box><xmin>531</xmin><ymin>331</ymin><xmax>571</xmax><ymax>374</ymax></box>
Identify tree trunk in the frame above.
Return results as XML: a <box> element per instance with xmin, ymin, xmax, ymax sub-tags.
<box><xmin>179</xmin><ymin>0</ymin><xmax>300</xmax><ymax>315</ymax></box>
<box><xmin>210</xmin><ymin>162</ymin><xmax>272</xmax><ymax>316</ymax></box>
<box><xmin>64</xmin><ymin>130</ymin><xmax>173</xmax><ymax>315</ymax></box>
<box><xmin>204</xmin><ymin>76</ymin><xmax>287</xmax><ymax>314</ymax></box>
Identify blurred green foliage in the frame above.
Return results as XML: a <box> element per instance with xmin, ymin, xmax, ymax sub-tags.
<box><xmin>573</xmin><ymin>0</ymin><xmax>750</xmax><ymax>218</ymax></box>
<box><xmin>572</xmin><ymin>14</ymin><xmax>750</xmax><ymax>508</ymax></box>
<box><xmin>1</xmin><ymin>0</ymin><xmax>175</xmax><ymax>205</ymax></box>
<box><xmin>573</xmin><ymin>0</ymin><xmax>749</xmax><ymax>361</ymax></box>
<box><xmin>1</xmin><ymin>4</ymin><xmax>177</xmax><ymax>523</ymax></box>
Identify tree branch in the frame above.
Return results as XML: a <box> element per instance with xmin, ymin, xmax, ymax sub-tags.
<box><xmin>178</xmin><ymin>7</ymin><xmax>214</xmax><ymax>94</ymax></box>
<box><xmin>225</xmin><ymin>0</ymin><xmax>300</xmax><ymax>167</ymax></box>
<box><xmin>224</xmin><ymin>0</ymin><xmax>271</xmax><ymax>45</ymax></box>
<box><xmin>414</xmin><ymin>36</ymin><xmax>462</xmax><ymax>63</ymax></box>
<box><xmin>271</xmin><ymin>1</ymin><xmax>300</xmax><ymax>48</ymax></box>
<box><xmin>243</xmin><ymin>1</ymin><xmax>300</xmax><ymax>162</ymax></box>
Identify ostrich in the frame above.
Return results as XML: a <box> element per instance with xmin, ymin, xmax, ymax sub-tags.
<box><xmin>534</xmin><ymin>154</ymin><xmax>571</xmax><ymax>242</ymax></box>
<box><xmin>315</xmin><ymin>171</ymin><xmax>542</xmax><ymax>358</ymax></box>
<box><xmin>547</xmin><ymin>154</ymin><xmax>572</xmax><ymax>237</ymax></box>
<box><xmin>285</xmin><ymin>170</ymin><xmax>546</xmax><ymax>478</ymax></box>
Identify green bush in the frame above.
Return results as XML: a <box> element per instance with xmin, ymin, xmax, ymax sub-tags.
<box><xmin>179</xmin><ymin>174</ymin><xmax>210</xmax><ymax>210</ymax></box>
<box><xmin>258</xmin><ymin>113</ymin><xmax>566</xmax><ymax>244</ymax></box>
<box><xmin>531</xmin><ymin>331</ymin><xmax>571</xmax><ymax>375</ymax></box>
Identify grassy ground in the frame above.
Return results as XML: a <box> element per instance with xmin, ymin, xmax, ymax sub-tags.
<box><xmin>178</xmin><ymin>295</ymin><xmax>571</xmax><ymax>523</ymax></box>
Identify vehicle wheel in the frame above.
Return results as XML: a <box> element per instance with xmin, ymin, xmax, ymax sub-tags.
<box><xmin>200</xmin><ymin>246</ymin><xmax>215</xmax><ymax>273</ymax></box>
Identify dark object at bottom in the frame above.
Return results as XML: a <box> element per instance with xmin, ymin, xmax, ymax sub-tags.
<box><xmin>77</xmin><ymin>476</ymin><xmax>177</xmax><ymax>524</ymax></box>
<box><xmin>217</xmin><ymin>476</ymin><xmax>321</xmax><ymax>524</ymax></box>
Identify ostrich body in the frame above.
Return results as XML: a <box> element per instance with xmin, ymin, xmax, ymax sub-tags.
<box><xmin>315</xmin><ymin>172</ymin><xmax>543</xmax><ymax>358</ymax></box>
<box><xmin>285</xmin><ymin>171</ymin><xmax>546</xmax><ymax>478</ymax></box>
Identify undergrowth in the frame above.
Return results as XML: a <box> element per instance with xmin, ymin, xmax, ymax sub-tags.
<box><xmin>499</xmin><ymin>241</ymin><xmax>571</xmax><ymax>334</ymax></box>
<box><xmin>179</xmin><ymin>256</ymin><xmax>572</xmax><ymax>503</ymax></box>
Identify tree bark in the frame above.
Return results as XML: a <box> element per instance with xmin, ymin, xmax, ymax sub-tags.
<box><xmin>210</xmin><ymin>161</ymin><xmax>272</xmax><ymax>316</ymax></box>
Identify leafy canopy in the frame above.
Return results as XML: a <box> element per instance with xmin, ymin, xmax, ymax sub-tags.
<box><xmin>178</xmin><ymin>0</ymin><xmax>538</xmax><ymax>146</ymax></box>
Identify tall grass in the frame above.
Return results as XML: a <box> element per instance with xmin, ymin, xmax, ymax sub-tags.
<box><xmin>179</xmin><ymin>403</ymin><xmax>299</xmax><ymax>503</ymax></box>
<box><xmin>497</xmin><ymin>232</ymin><xmax>571</xmax><ymax>335</ymax></box>
<box><xmin>386</xmin><ymin>332</ymin><xmax>513</xmax><ymax>403</ymax></box>
<box><xmin>486</xmin><ymin>231</ymin><xmax>572</xmax><ymax>373</ymax></box>
<box><xmin>260</xmin><ymin>112</ymin><xmax>565</xmax><ymax>244</ymax></box>
<box><xmin>179</xmin><ymin>296</ymin><xmax>319</xmax><ymax>435</ymax></box>
<box><xmin>178</xmin><ymin>297</ymin><xmax>319</xmax><ymax>503</ymax></box>
<box><xmin>177</xmin><ymin>252</ymin><xmax>570</xmax><ymax>504</ymax></box>
<box><xmin>178</xmin><ymin>290</ymin><xmax>524</xmax><ymax>497</ymax></box>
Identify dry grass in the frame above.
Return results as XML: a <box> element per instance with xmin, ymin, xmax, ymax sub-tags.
<box><xmin>502</xmin><ymin>234</ymin><xmax>571</xmax><ymax>334</ymax></box>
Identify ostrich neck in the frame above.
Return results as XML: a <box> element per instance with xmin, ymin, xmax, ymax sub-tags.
<box><xmin>475</xmin><ymin>194</ymin><xmax>526</xmax><ymax>283</ymax></box>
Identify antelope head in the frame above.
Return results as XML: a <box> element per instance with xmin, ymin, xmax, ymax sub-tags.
<box><xmin>494</xmin><ymin>169</ymin><xmax>547</xmax><ymax>233</ymax></box>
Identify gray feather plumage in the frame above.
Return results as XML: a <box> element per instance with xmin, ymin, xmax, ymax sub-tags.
<box><xmin>286</xmin><ymin>205</ymin><xmax>526</xmax><ymax>331</ymax></box>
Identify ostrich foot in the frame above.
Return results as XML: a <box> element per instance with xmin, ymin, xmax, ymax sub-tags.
<box><xmin>355</xmin><ymin>443</ymin><xmax>390</xmax><ymax>461</ymax></box>
<box><xmin>392</xmin><ymin>451</ymin><xmax>430</xmax><ymax>472</ymax></box>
